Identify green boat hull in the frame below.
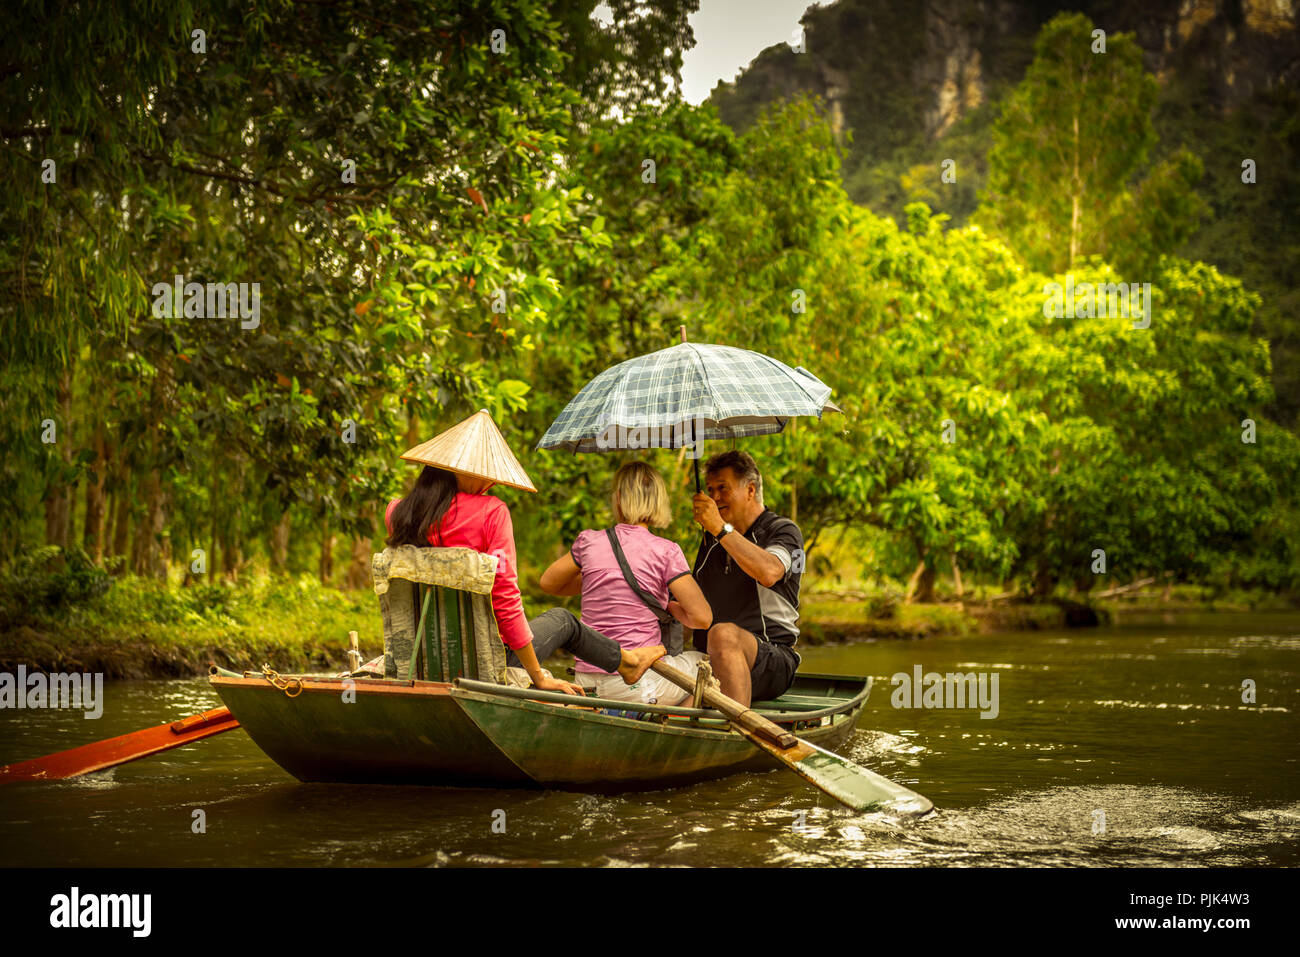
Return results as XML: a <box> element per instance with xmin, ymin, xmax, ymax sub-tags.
<box><xmin>210</xmin><ymin>671</ymin><xmax>870</xmax><ymax>793</ymax></box>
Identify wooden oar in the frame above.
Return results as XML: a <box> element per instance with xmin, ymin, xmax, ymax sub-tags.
<box><xmin>651</xmin><ymin>660</ymin><xmax>933</xmax><ymax>816</ymax></box>
<box><xmin>0</xmin><ymin>707</ymin><xmax>240</xmax><ymax>783</ymax></box>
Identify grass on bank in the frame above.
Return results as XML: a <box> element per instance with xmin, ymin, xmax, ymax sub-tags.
<box><xmin>1</xmin><ymin>567</ymin><xmax>375</xmax><ymax>678</ymax></box>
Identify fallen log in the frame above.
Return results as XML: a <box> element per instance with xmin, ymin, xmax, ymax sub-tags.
<box><xmin>1093</xmin><ymin>573</ymin><xmax>1172</xmax><ymax>599</ymax></box>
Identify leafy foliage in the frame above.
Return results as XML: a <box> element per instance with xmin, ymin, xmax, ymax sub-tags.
<box><xmin>975</xmin><ymin>13</ymin><xmax>1203</xmax><ymax>275</ymax></box>
<box><xmin>0</xmin><ymin>546</ymin><xmax>116</xmax><ymax>626</ymax></box>
<box><xmin>1</xmin><ymin>1</ymin><xmax>1296</xmax><ymax>612</ymax></box>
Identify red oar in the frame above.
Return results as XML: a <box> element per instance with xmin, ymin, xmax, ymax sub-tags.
<box><xmin>0</xmin><ymin>707</ymin><xmax>240</xmax><ymax>782</ymax></box>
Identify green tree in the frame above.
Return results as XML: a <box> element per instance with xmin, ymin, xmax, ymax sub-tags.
<box><xmin>0</xmin><ymin>0</ymin><xmax>702</xmax><ymax>581</ymax></box>
<box><xmin>999</xmin><ymin>258</ymin><xmax>1300</xmax><ymax>594</ymax></box>
<box><xmin>672</xmin><ymin>101</ymin><xmax>1034</xmax><ymax>597</ymax></box>
<box><xmin>975</xmin><ymin>12</ymin><xmax>1203</xmax><ymax>275</ymax></box>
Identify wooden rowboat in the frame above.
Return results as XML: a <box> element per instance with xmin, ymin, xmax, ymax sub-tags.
<box><xmin>204</xmin><ymin>554</ymin><xmax>932</xmax><ymax>813</ymax></box>
<box><xmin>209</xmin><ymin>666</ymin><xmax>877</xmax><ymax>795</ymax></box>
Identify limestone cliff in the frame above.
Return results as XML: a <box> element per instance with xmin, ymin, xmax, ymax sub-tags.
<box><xmin>709</xmin><ymin>0</ymin><xmax>1298</xmax><ymax>149</ymax></box>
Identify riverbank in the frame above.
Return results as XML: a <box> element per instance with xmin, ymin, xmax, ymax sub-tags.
<box><xmin>1</xmin><ymin>576</ymin><xmax>1295</xmax><ymax>679</ymax></box>
<box><xmin>799</xmin><ymin>594</ymin><xmax>1097</xmax><ymax>643</ymax></box>
<box><xmin>802</xmin><ymin>582</ymin><xmax>1298</xmax><ymax>643</ymax></box>
<box><xmin>0</xmin><ymin>577</ymin><xmax>372</xmax><ymax>679</ymax></box>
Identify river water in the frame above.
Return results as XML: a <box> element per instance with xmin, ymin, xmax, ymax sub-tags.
<box><xmin>1</xmin><ymin>611</ymin><xmax>1296</xmax><ymax>867</ymax></box>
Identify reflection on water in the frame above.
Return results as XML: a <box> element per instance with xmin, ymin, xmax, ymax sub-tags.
<box><xmin>0</xmin><ymin>611</ymin><xmax>1296</xmax><ymax>866</ymax></box>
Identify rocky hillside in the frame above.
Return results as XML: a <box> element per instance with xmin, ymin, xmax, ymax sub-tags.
<box><xmin>710</xmin><ymin>0</ymin><xmax>1298</xmax><ymax>155</ymax></box>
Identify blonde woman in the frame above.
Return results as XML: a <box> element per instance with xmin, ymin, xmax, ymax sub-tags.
<box><xmin>540</xmin><ymin>462</ymin><xmax>713</xmax><ymax>705</ymax></box>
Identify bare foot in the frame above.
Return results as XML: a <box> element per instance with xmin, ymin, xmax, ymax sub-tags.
<box><xmin>618</xmin><ymin>645</ymin><xmax>666</xmax><ymax>685</ymax></box>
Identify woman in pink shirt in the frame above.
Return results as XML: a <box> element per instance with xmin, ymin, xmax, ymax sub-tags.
<box><xmin>539</xmin><ymin>462</ymin><xmax>713</xmax><ymax>705</ymax></box>
<box><xmin>386</xmin><ymin>461</ymin><xmax>665</xmax><ymax>694</ymax></box>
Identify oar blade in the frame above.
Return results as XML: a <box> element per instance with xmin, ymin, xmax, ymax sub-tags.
<box><xmin>773</xmin><ymin>736</ymin><xmax>933</xmax><ymax>816</ymax></box>
<box><xmin>0</xmin><ymin>707</ymin><xmax>239</xmax><ymax>783</ymax></box>
<box><xmin>649</xmin><ymin>660</ymin><xmax>933</xmax><ymax>815</ymax></box>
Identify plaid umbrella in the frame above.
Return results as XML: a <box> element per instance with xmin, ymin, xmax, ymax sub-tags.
<box><xmin>537</xmin><ymin>340</ymin><xmax>841</xmax><ymax>487</ymax></box>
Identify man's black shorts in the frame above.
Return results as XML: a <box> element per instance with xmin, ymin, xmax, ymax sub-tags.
<box><xmin>751</xmin><ymin>640</ymin><xmax>800</xmax><ymax>702</ymax></box>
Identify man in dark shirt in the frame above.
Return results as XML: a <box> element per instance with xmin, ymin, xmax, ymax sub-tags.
<box><xmin>690</xmin><ymin>450</ymin><xmax>803</xmax><ymax>706</ymax></box>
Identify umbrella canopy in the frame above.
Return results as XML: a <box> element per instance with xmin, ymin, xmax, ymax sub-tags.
<box><xmin>402</xmin><ymin>409</ymin><xmax>537</xmax><ymax>492</ymax></box>
<box><xmin>537</xmin><ymin>342</ymin><xmax>841</xmax><ymax>455</ymax></box>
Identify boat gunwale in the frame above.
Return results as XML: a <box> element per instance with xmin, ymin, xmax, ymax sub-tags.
<box><xmin>453</xmin><ymin>674</ymin><xmax>871</xmax><ymax>724</ymax></box>
<box><xmin>452</xmin><ymin>685</ymin><xmax>752</xmax><ymax>741</ymax></box>
<box><xmin>450</xmin><ymin>683</ymin><xmax>861</xmax><ymax>745</ymax></box>
<box><xmin>208</xmin><ymin>671</ymin><xmax>871</xmax><ymax>726</ymax></box>
<box><xmin>209</xmin><ymin>674</ymin><xmax>453</xmax><ymax>697</ymax></box>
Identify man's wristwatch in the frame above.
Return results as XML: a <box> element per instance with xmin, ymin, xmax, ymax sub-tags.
<box><xmin>716</xmin><ymin>522</ymin><xmax>735</xmax><ymax>541</ymax></box>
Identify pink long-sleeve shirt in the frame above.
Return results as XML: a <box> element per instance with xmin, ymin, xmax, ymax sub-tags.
<box><xmin>384</xmin><ymin>493</ymin><xmax>532</xmax><ymax>650</ymax></box>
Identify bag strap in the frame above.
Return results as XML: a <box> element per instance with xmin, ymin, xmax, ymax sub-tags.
<box><xmin>605</xmin><ymin>527</ymin><xmax>672</xmax><ymax>623</ymax></box>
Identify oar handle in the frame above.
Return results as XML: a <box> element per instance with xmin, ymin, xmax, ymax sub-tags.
<box><xmin>651</xmin><ymin>660</ymin><xmax>796</xmax><ymax>749</ymax></box>
<box><xmin>169</xmin><ymin>707</ymin><xmax>234</xmax><ymax>733</ymax></box>
<box><xmin>347</xmin><ymin>630</ymin><xmax>361</xmax><ymax>672</ymax></box>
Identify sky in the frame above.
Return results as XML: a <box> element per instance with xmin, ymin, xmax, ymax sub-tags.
<box><xmin>680</xmin><ymin>0</ymin><xmax>816</xmax><ymax>104</ymax></box>
<box><xmin>594</xmin><ymin>1</ymin><xmax>818</xmax><ymax>105</ymax></box>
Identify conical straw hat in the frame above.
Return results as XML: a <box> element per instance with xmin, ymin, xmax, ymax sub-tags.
<box><xmin>400</xmin><ymin>409</ymin><xmax>537</xmax><ymax>492</ymax></box>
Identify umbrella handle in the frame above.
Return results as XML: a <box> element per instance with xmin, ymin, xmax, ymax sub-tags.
<box><xmin>693</xmin><ymin>456</ymin><xmax>701</xmax><ymax>493</ymax></box>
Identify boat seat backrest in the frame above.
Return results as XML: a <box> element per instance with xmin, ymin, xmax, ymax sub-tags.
<box><xmin>371</xmin><ymin>546</ymin><xmax>505</xmax><ymax>683</ymax></box>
